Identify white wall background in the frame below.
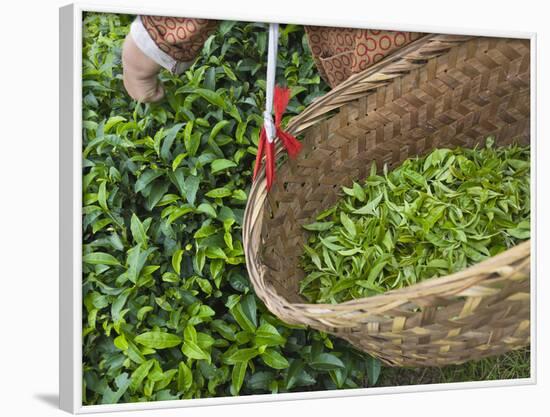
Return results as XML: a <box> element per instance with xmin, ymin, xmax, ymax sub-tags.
<box><xmin>0</xmin><ymin>0</ymin><xmax>547</xmax><ymax>415</ymax></box>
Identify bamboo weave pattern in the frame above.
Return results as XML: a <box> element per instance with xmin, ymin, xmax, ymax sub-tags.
<box><xmin>243</xmin><ymin>34</ymin><xmax>531</xmax><ymax>366</ymax></box>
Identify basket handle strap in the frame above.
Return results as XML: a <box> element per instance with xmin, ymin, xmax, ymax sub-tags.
<box><xmin>253</xmin><ymin>23</ymin><xmax>302</xmax><ymax>191</ymax></box>
<box><xmin>263</xmin><ymin>23</ymin><xmax>278</xmax><ymax>144</ymax></box>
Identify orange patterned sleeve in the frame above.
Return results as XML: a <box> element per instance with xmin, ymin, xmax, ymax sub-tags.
<box><xmin>130</xmin><ymin>15</ymin><xmax>219</xmax><ymax>73</ymax></box>
<box><xmin>130</xmin><ymin>16</ymin><xmax>422</xmax><ymax>87</ymax></box>
<box><xmin>305</xmin><ymin>27</ymin><xmax>424</xmax><ymax>88</ymax></box>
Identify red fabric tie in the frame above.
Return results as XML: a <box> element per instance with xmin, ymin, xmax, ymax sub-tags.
<box><xmin>253</xmin><ymin>86</ymin><xmax>301</xmax><ymax>190</ymax></box>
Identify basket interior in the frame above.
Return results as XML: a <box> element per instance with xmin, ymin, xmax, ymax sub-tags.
<box><xmin>260</xmin><ymin>36</ymin><xmax>530</xmax><ymax>304</ymax></box>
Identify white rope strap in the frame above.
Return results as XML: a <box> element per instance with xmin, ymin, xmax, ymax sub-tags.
<box><xmin>263</xmin><ymin>23</ymin><xmax>279</xmax><ymax>144</ymax></box>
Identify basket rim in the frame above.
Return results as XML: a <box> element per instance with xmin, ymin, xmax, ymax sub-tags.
<box><xmin>243</xmin><ymin>33</ymin><xmax>530</xmax><ymax>320</ymax></box>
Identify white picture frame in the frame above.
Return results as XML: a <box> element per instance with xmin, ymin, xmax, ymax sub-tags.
<box><xmin>60</xmin><ymin>2</ymin><xmax>537</xmax><ymax>413</ymax></box>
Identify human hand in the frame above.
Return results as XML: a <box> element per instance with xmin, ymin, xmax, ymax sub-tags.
<box><xmin>122</xmin><ymin>34</ymin><xmax>164</xmax><ymax>102</ymax></box>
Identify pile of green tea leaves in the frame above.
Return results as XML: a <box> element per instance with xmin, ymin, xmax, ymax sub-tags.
<box><xmin>299</xmin><ymin>139</ymin><xmax>530</xmax><ymax>304</ymax></box>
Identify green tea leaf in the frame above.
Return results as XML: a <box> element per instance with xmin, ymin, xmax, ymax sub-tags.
<box><xmin>205</xmin><ymin>246</ymin><xmax>226</xmax><ymax>259</ymax></box>
<box><xmin>98</xmin><ymin>181</ymin><xmax>108</xmax><ymax>212</ymax></box>
<box><xmin>101</xmin><ymin>373</ymin><xmax>131</xmax><ymax>404</ymax></box>
<box><xmin>83</xmin><ymin>252</ymin><xmax>120</xmax><ymax>266</ymax></box>
<box><xmin>206</xmin><ymin>187</ymin><xmax>232</xmax><ymax>198</ymax></box>
<box><xmin>137</xmin><ymin>306</ymin><xmax>153</xmax><ymax>321</ymax></box>
<box><xmin>160</xmin><ymin>123</ymin><xmax>184</xmax><ymax>160</ymax></box>
<box><xmin>255</xmin><ymin>323</ymin><xmax>286</xmax><ymax>346</ymax></box>
<box><xmin>309</xmin><ymin>353</ymin><xmax>345</xmax><ymax>371</ymax></box>
<box><xmin>172</xmin><ymin>249</ymin><xmax>184</xmax><ymax>275</ymax></box>
<box><xmin>367</xmin><ymin>259</ymin><xmax>388</xmax><ymax>285</ymax></box>
<box><xmin>303</xmin><ymin>222</ymin><xmax>334</xmax><ymax>232</ymax></box>
<box><xmin>172</xmin><ymin>153</ymin><xmax>188</xmax><ymax>171</ymax></box>
<box><xmin>183</xmin><ymin>175</ymin><xmax>201</xmax><ymax>205</ymax></box>
<box><xmin>113</xmin><ymin>334</ymin><xmax>128</xmax><ymax>350</ymax></box>
<box><xmin>366</xmin><ymin>355</ymin><xmax>381</xmax><ymax>386</ymax></box>
<box><xmin>135</xmin><ymin>170</ymin><xmax>164</xmax><ymax>193</ymax></box>
<box><xmin>183</xmin><ymin>121</ymin><xmax>200</xmax><ymax>157</ymax></box>
<box><xmin>130</xmin><ymin>213</ymin><xmax>148</xmax><ymax>248</ymax></box>
<box><xmin>104</xmin><ymin>116</ymin><xmax>126</xmax><ymax>133</ymax></box>
<box><xmin>261</xmin><ymin>349</ymin><xmax>289</xmax><ymax>369</ymax></box>
<box><xmin>181</xmin><ymin>340</ymin><xmax>210</xmax><ymax>361</ymax></box>
<box><xmin>177</xmin><ymin>361</ymin><xmax>193</xmax><ymax>392</ymax></box>
<box><xmin>193</xmin><ymin>88</ymin><xmax>227</xmax><ymax>109</ymax></box>
<box><xmin>353</xmin><ymin>193</ymin><xmax>383</xmax><ymax>215</ymax></box>
<box><xmin>196</xmin><ymin>202</ymin><xmax>217</xmax><ymax>218</ymax></box>
<box><xmin>129</xmin><ymin>359</ymin><xmax>154</xmax><ymax>392</ymax></box>
<box><xmin>231</xmin><ymin>361</ymin><xmax>247</xmax><ymax>395</ymax></box>
<box><xmin>403</xmin><ymin>169</ymin><xmax>428</xmax><ymax>188</ymax></box>
<box><xmin>211</xmin><ymin>158</ymin><xmax>237</xmax><ymax>174</ymax></box>
<box><xmin>340</xmin><ymin>212</ymin><xmax>356</xmax><ymax>237</ymax></box>
<box><xmin>210</xmin><ymin>120</ymin><xmax>230</xmax><ymax>140</ymax></box>
<box><xmin>248</xmin><ymin>371</ymin><xmax>274</xmax><ymax>391</ymax></box>
<box><xmin>227</xmin><ymin>347</ymin><xmax>259</xmax><ymax>363</ymax></box>
<box><xmin>231</xmin><ymin>303</ymin><xmax>256</xmax><ymax>333</ymax></box>
<box><xmin>134</xmin><ymin>331</ymin><xmax>182</xmax><ymax>349</ymax></box>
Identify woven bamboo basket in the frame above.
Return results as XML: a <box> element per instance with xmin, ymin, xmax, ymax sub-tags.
<box><xmin>243</xmin><ymin>34</ymin><xmax>531</xmax><ymax>367</ymax></box>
